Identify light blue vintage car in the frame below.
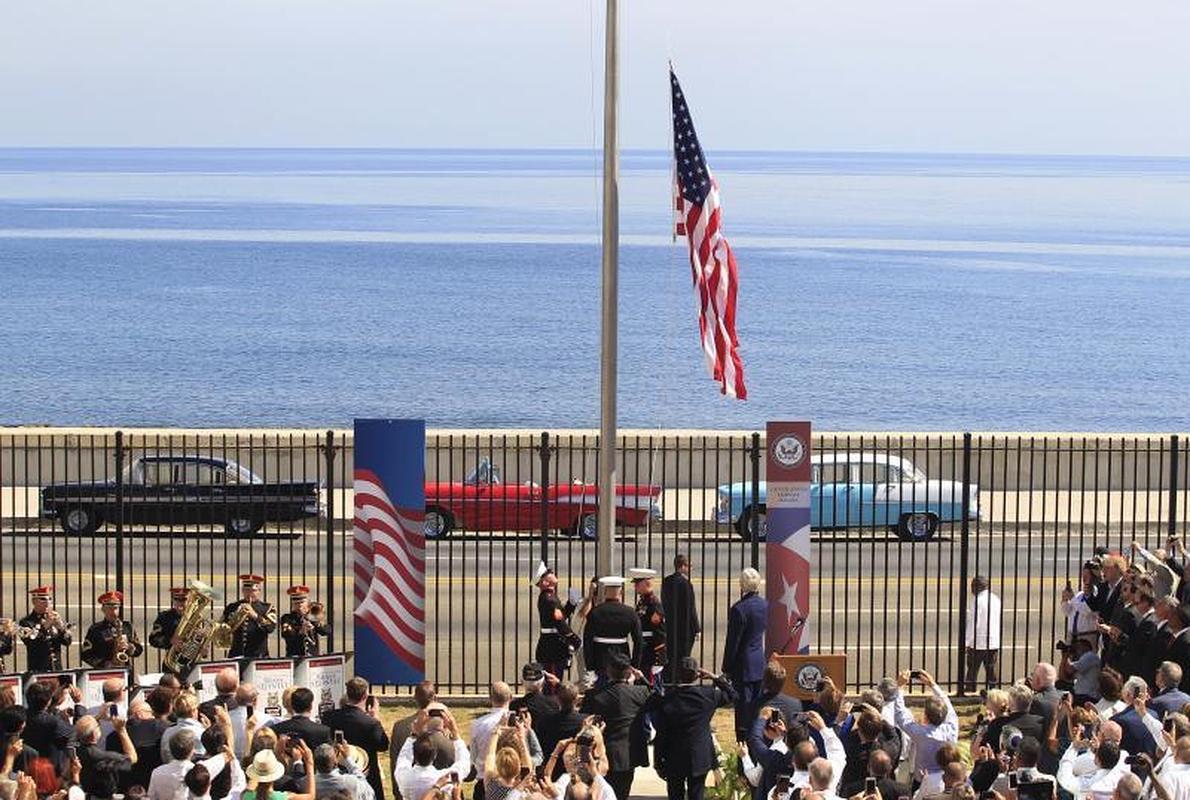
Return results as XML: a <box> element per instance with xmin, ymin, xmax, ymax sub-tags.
<box><xmin>714</xmin><ymin>452</ymin><xmax>979</xmax><ymax>541</ymax></box>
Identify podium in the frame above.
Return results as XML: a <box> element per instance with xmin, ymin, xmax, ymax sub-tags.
<box><xmin>774</xmin><ymin>654</ymin><xmax>847</xmax><ymax>700</ymax></box>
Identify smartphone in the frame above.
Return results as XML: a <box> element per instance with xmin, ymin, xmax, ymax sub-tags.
<box><xmin>518</xmin><ymin>766</ymin><xmax>531</xmax><ymax>781</ymax></box>
<box><xmin>366</xmin><ymin>695</ymin><xmax>377</xmax><ymax>711</ymax></box>
<box><xmin>865</xmin><ymin>777</ymin><xmax>877</xmax><ymax>794</ymax></box>
<box><xmin>776</xmin><ymin>775</ymin><xmax>791</xmax><ymax>794</ymax></box>
<box><xmin>1165</xmin><ymin>718</ymin><xmax>1177</xmax><ymax>734</ymax></box>
<box><xmin>109</xmin><ymin>703</ymin><xmax>119</xmax><ymax>718</ymax></box>
<box><xmin>449</xmin><ymin>772</ymin><xmax>460</xmax><ymax>785</ymax></box>
<box><xmin>589</xmin><ymin>714</ymin><xmax>603</xmax><ymax>726</ymax></box>
<box><xmin>769</xmin><ymin>709</ymin><xmax>780</xmax><ymax>724</ymax></box>
<box><xmin>979</xmin><ymin>792</ymin><xmax>997</xmax><ymax>800</ymax></box>
<box><xmin>1009</xmin><ymin>773</ymin><xmax>1020</xmax><ymax>789</ymax></box>
<box><xmin>334</xmin><ymin>730</ymin><xmax>345</xmax><ymax>745</ymax></box>
<box><xmin>65</xmin><ymin>745</ymin><xmax>77</xmax><ymax>760</ymax></box>
<box><xmin>910</xmin><ymin>670</ymin><xmax>923</xmax><ymax>680</ymax></box>
<box><xmin>428</xmin><ymin>708</ymin><xmax>445</xmax><ymax>718</ymax></box>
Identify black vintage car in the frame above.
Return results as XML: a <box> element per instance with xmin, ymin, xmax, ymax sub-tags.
<box><xmin>41</xmin><ymin>455</ymin><xmax>322</xmax><ymax>536</ymax></box>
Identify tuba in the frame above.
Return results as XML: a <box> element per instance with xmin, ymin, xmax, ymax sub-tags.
<box><xmin>164</xmin><ymin>581</ymin><xmax>238</xmax><ymax>674</ymax></box>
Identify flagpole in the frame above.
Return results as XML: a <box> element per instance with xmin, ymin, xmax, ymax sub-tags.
<box><xmin>597</xmin><ymin>0</ymin><xmax>619</xmax><ymax>578</ymax></box>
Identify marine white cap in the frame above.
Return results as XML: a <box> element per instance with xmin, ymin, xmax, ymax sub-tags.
<box><xmin>628</xmin><ymin>568</ymin><xmax>657</xmax><ymax>581</ymax></box>
<box><xmin>597</xmin><ymin>575</ymin><xmax>625</xmax><ymax>588</ymax></box>
<box><xmin>532</xmin><ymin>561</ymin><xmax>554</xmax><ymax>586</ymax></box>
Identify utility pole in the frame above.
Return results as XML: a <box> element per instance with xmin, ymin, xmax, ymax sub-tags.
<box><xmin>597</xmin><ymin>0</ymin><xmax>619</xmax><ymax>579</ymax></box>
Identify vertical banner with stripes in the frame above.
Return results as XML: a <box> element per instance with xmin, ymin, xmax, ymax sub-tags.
<box><xmin>352</xmin><ymin>419</ymin><xmax>426</xmax><ymax>685</ymax></box>
<box><xmin>765</xmin><ymin>421</ymin><xmax>813</xmax><ymax>655</ymax></box>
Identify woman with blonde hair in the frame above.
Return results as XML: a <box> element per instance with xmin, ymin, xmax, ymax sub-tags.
<box><xmin>483</xmin><ymin>717</ymin><xmax>543</xmax><ymax>800</ymax></box>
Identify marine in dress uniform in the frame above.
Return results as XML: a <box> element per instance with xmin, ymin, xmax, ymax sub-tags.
<box><xmin>629</xmin><ymin>568</ymin><xmax>666</xmax><ymax>681</ymax></box>
<box><xmin>148</xmin><ymin>587</ymin><xmax>189</xmax><ymax>651</ymax></box>
<box><xmin>222</xmin><ymin>574</ymin><xmax>277</xmax><ymax>659</ymax></box>
<box><xmin>280</xmin><ymin>584</ymin><xmax>330</xmax><ymax>657</ymax></box>
<box><xmin>582</xmin><ymin>576</ymin><xmax>643</xmax><ymax>680</ymax></box>
<box><xmin>533</xmin><ymin>564</ymin><xmax>581</xmax><ymax>681</ymax></box>
<box><xmin>19</xmin><ymin>586</ymin><xmax>73</xmax><ymax>672</ymax></box>
<box><xmin>81</xmin><ymin>591</ymin><xmax>144</xmax><ymax>668</ymax></box>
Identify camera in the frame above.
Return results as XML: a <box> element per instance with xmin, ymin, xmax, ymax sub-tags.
<box><xmin>910</xmin><ymin>670</ymin><xmax>923</xmax><ymax>680</ymax></box>
<box><xmin>1055</xmin><ymin>641</ymin><xmax>1069</xmax><ymax>652</ymax></box>
<box><xmin>814</xmin><ymin>679</ymin><xmax>826</xmax><ymax>692</ymax></box>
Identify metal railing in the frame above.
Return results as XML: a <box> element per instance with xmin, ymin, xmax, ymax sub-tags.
<box><xmin>1</xmin><ymin>429</ymin><xmax>1185</xmax><ymax>693</ymax></box>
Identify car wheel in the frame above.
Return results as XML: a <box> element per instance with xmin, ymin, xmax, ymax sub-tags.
<box><xmin>573</xmin><ymin>513</ymin><xmax>598</xmax><ymax>541</ymax></box>
<box><xmin>423</xmin><ymin>507</ymin><xmax>453</xmax><ymax>540</ymax></box>
<box><xmin>737</xmin><ymin>505</ymin><xmax>767</xmax><ymax>542</ymax></box>
<box><xmin>225</xmin><ymin>517</ymin><xmax>263</xmax><ymax>537</ymax></box>
<box><xmin>897</xmin><ymin>512</ymin><xmax>938</xmax><ymax>542</ymax></box>
<box><xmin>61</xmin><ymin>506</ymin><xmax>101</xmax><ymax>535</ymax></box>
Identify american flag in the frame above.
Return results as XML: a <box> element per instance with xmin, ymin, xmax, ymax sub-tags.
<box><xmin>353</xmin><ymin>468</ymin><xmax>426</xmax><ymax>673</ymax></box>
<box><xmin>671</xmin><ymin>68</ymin><xmax>747</xmax><ymax>400</ymax></box>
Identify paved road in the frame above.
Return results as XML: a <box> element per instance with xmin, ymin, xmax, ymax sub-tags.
<box><xmin>0</xmin><ymin>520</ymin><xmax>1165</xmax><ymax>692</ymax></box>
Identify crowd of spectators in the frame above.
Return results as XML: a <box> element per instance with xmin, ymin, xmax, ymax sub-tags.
<box><xmin>0</xmin><ymin>668</ymin><xmax>386</xmax><ymax>800</ymax></box>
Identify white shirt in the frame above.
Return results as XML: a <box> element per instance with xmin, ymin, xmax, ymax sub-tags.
<box><xmin>147</xmin><ymin>754</ymin><xmax>228</xmax><ymax>800</ymax></box>
<box><xmin>1069</xmin><ymin>746</ymin><xmax>1129</xmax><ymax>778</ymax></box>
<box><xmin>1063</xmin><ymin>593</ymin><xmax>1101</xmax><ymax>639</ymax></box>
<box><xmin>160</xmin><ymin>718</ymin><xmax>207</xmax><ymax>762</ymax></box>
<box><xmin>1057</xmin><ymin>746</ymin><xmax>1129</xmax><ymax>800</ymax></box>
<box><xmin>1149</xmin><ymin>761</ymin><xmax>1190</xmax><ymax>800</ymax></box>
<box><xmin>470</xmin><ymin>707</ymin><xmax>507</xmax><ymax>765</ymax></box>
<box><xmin>764</xmin><ymin>727</ymin><xmax>844</xmax><ymax>799</ymax></box>
<box><xmin>966</xmin><ymin>590</ymin><xmax>1002</xmax><ymax>649</ymax></box>
<box><xmin>1094</xmin><ymin>699</ymin><xmax>1126</xmax><ymax>722</ymax></box>
<box><xmin>394</xmin><ymin>736</ymin><xmax>472</xmax><ymax>800</ymax></box>
<box><xmin>892</xmin><ymin>684</ymin><xmax>959</xmax><ymax>776</ymax></box>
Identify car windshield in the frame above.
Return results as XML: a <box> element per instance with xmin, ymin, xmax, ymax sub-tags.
<box><xmin>223</xmin><ymin>461</ymin><xmax>263</xmax><ymax>485</ymax></box>
<box><xmin>464</xmin><ymin>458</ymin><xmax>501</xmax><ymax>486</ymax></box>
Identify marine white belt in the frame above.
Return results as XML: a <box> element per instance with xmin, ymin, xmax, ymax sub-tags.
<box><xmin>540</xmin><ymin>628</ymin><xmax>558</xmax><ymax>634</ymax></box>
<box><xmin>641</xmin><ymin>632</ymin><xmax>654</xmax><ymax>638</ymax></box>
<box><xmin>593</xmin><ymin>636</ymin><xmax>628</xmax><ymax>644</ymax></box>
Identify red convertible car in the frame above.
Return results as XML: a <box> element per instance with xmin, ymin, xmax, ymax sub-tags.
<box><xmin>424</xmin><ymin>458</ymin><xmax>662</xmax><ymax>539</ymax></box>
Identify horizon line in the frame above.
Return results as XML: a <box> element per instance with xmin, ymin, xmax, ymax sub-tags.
<box><xmin>0</xmin><ymin>146</ymin><xmax>1188</xmax><ymax>161</ymax></box>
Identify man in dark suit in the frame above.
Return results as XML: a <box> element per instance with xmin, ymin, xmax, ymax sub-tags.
<box><xmin>272</xmin><ymin>687</ymin><xmax>331</xmax><ymax>748</ymax></box>
<box><xmin>1118</xmin><ymin>586</ymin><xmax>1159</xmax><ymax>685</ymax></box>
<box><xmin>1168</xmin><ymin>604</ymin><xmax>1190</xmax><ymax>692</ymax></box>
<box><xmin>652</xmin><ymin>657</ymin><xmax>735</xmax><ymax>800</ymax></box>
<box><xmin>1110</xmin><ymin>677</ymin><xmax>1160</xmax><ymax>758</ymax></box>
<box><xmin>1149</xmin><ymin>661</ymin><xmax>1190</xmax><ymax>717</ymax></box>
<box><xmin>21</xmin><ymin>680</ymin><xmax>76</xmax><ymax>773</ymax></box>
<box><xmin>579</xmin><ymin>652</ymin><xmax>655</xmax><ymax>800</ymax></box>
<box><xmin>509</xmin><ymin>661</ymin><xmax>560</xmax><ymax>739</ymax></box>
<box><xmin>661</xmin><ymin>554</ymin><xmax>700</xmax><ymax>682</ymax></box>
<box><xmin>197</xmin><ymin>667</ymin><xmax>241</xmax><ymax>725</ymax></box>
<box><xmin>752</xmin><ymin>659</ymin><xmax>803</xmax><ymax>726</ymax></box>
<box><xmin>323</xmin><ymin>677</ymin><xmax>390</xmax><ymax>800</ymax></box>
<box><xmin>538</xmin><ymin>682</ymin><xmax>586</xmax><ymax>778</ymax></box>
<box><xmin>984</xmin><ymin>685</ymin><xmax>1045</xmax><ymax>755</ymax></box>
<box><xmin>722</xmin><ymin>568</ymin><xmax>767</xmax><ymax>739</ymax></box>
<box><xmin>1086</xmin><ymin>556</ymin><xmax>1126</xmax><ymax>646</ymax></box>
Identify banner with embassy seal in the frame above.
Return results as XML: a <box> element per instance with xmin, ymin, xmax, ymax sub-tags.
<box><xmin>80</xmin><ymin>668</ymin><xmax>130</xmax><ymax>714</ymax></box>
<box><xmin>765</xmin><ymin>421</ymin><xmax>813</xmax><ymax>655</ymax></box>
<box><xmin>243</xmin><ymin>659</ymin><xmax>295</xmax><ymax>716</ymax></box>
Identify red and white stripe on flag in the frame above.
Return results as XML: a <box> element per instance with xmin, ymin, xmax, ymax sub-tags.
<box><xmin>670</xmin><ymin>68</ymin><xmax>747</xmax><ymax>400</ymax></box>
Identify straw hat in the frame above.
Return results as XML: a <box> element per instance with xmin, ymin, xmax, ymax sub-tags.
<box><xmin>246</xmin><ymin>749</ymin><xmax>286</xmax><ymax>783</ymax></box>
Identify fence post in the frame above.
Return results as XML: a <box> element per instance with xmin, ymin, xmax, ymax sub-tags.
<box><xmin>750</xmin><ymin>432</ymin><xmax>761</xmax><ymax>569</ymax></box>
<box><xmin>956</xmin><ymin>432</ymin><xmax>973</xmax><ymax>695</ymax></box>
<box><xmin>114</xmin><ymin>431</ymin><xmax>125</xmax><ymax>596</ymax></box>
<box><xmin>539</xmin><ymin>432</ymin><xmax>551</xmax><ymax>566</ymax></box>
<box><xmin>1171</xmin><ymin>435</ymin><xmax>1180</xmax><ymax>541</ymax></box>
<box><xmin>325</xmin><ymin>430</ymin><xmax>337</xmax><ymax>652</ymax></box>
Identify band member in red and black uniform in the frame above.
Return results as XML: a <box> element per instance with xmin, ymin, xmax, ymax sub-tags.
<box><xmin>280</xmin><ymin>585</ymin><xmax>330</xmax><ymax>657</ymax></box>
<box><xmin>534</xmin><ymin>563</ymin><xmax>581</xmax><ymax>683</ymax></box>
<box><xmin>149</xmin><ymin>587</ymin><xmax>189</xmax><ymax>652</ymax></box>
<box><xmin>82</xmin><ymin>591</ymin><xmax>143</xmax><ymax>668</ymax></box>
<box><xmin>222</xmin><ymin>574</ymin><xmax>277</xmax><ymax>659</ymax></box>
<box><xmin>19</xmin><ymin>586</ymin><xmax>74</xmax><ymax>671</ymax></box>
<box><xmin>630</xmin><ymin>567</ymin><xmax>666</xmax><ymax>684</ymax></box>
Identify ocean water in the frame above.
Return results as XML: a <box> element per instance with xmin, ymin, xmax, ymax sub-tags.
<box><xmin>0</xmin><ymin>148</ymin><xmax>1188</xmax><ymax>431</ymax></box>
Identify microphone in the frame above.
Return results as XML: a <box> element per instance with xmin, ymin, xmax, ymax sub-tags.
<box><xmin>778</xmin><ymin>616</ymin><xmax>806</xmax><ymax>655</ymax></box>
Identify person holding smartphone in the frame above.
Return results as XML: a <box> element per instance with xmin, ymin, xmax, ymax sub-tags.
<box><xmin>650</xmin><ymin>657</ymin><xmax>735</xmax><ymax>800</ymax></box>
<box><xmin>889</xmin><ymin>669</ymin><xmax>958</xmax><ymax>796</ymax></box>
<box><xmin>322</xmin><ymin>678</ymin><xmax>390</xmax><ymax>800</ymax></box>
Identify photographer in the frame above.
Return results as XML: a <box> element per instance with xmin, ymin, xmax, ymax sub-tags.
<box><xmin>1058</xmin><ymin>640</ymin><xmax>1102</xmax><ymax>706</ymax></box>
<box><xmin>312</xmin><ymin>743</ymin><xmax>373</xmax><ymax>800</ymax></box>
<box><xmin>541</xmin><ymin>730</ymin><xmax>615</xmax><ymax>800</ymax></box>
<box><xmin>1057</xmin><ymin>735</ymin><xmax>1128</xmax><ymax>799</ymax></box>
<box><xmin>76</xmin><ymin>713</ymin><xmax>136</xmax><ymax>800</ymax></box>
<box><xmin>889</xmin><ymin>669</ymin><xmax>957</xmax><ymax>794</ymax></box>
<box><xmin>393</xmin><ymin>709</ymin><xmax>471</xmax><ymax>800</ymax></box>
<box><xmin>1137</xmin><ymin>735</ymin><xmax>1190</xmax><ymax>800</ymax></box>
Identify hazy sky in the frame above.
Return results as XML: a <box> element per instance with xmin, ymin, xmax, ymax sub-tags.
<box><xmin>2</xmin><ymin>0</ymin><xmax>1187</xmax><ymax>154</ymax></box>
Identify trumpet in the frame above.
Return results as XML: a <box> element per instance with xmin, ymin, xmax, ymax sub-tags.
<box><xmin>310</xmin><ymin>602</ymin><xmax>324</xmax><ymax>618</ymax></box>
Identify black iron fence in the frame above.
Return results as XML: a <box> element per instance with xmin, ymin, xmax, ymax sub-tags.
<box><xmin>1</xmin><ymin>429</ymin><xmax>1186</xmax><ymax>694</ymax></box>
